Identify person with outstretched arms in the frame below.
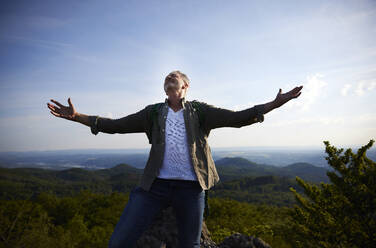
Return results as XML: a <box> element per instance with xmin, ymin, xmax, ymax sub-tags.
<box><xmin>47</xmin><ymin>71</ymin><xmax>303</xmax><ymax>248</ymax></box>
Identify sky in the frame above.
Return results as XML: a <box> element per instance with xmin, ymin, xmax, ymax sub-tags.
<box><xmin>0</xmin><ymin>0</ymin><xmax>375</xmax><ymax>152</ymax></box>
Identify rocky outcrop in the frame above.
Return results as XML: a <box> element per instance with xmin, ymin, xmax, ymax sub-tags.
<box><xmin>218</xmin><ymin>233</ymin><xmax>271</xmax><ymax>248</ymax></box>
<box><xmin>136</xmin><ymin>207</ymin><xmax>179</xmax><ymax>248</ymax></box>
<box><xmin>135</xmin><ymin>207</ymin><xmax>271</xmax><ymax>248</ymax></box>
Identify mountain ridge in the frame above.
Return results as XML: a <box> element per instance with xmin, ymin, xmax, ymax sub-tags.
<box><xmin>215</xmin><ymin>156</ymin><xmax>329</xmax><ymax>183</ymax></box>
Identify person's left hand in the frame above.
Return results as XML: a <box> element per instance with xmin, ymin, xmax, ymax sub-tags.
<box><xmin>274</xmin><ymin>86</ymin><xmax>303</xmax><ymax>108</ymax></box>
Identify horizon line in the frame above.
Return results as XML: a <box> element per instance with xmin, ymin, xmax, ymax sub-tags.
<box><xmin>2</xmin><ymin>143</ymin><xmax>372</xmax><ymax>153</ymax></box>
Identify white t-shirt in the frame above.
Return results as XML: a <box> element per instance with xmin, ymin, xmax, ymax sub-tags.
<box><xmin>157</xmin><ymin>107</ymin><xmax>198</xmax><ymax>181</ymax></box>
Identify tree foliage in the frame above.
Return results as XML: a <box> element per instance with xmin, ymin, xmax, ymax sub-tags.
<box><xmin>0</xmin><ymin>191</ymin><xmax>293</xmax><ymax>248</ymax></box>
<box><xmin>289</xmin><ymin>140</ymin><xmax>376</xmax><ymax>248</ymax></box>
<box><xmin>0</xmin><ymin>191</ymin><xmax>129</xmax><ymax>248</ymax></box>
<box><xmin>206</xmin><ymin>198</ymin><xmax>293</xmax><ymax>248</ymax></box>
<box><xmin>211</xmin><ymin>175</ymin><xmax>301</xmax><ymax>206</ymax></box>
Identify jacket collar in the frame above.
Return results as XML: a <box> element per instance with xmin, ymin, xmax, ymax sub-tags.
<box><xmin>165</xmin><ymin>97</ymin><xmax>186</xmax><ymax>109</ymax></box>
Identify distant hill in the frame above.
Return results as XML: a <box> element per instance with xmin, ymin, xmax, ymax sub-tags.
<box><xmin>0</xmin><ymin>164</ymin><xmax>142</xmax><ymax>200</ymax></box>
<box><xmin>0</xmin><ymin>164</ymin><xmax>302</xmax><ymax>206</ymax></box>
<box><xmin>215</xmin><ymin>157</ymin><xmax>274</xmax><ymax>181</ymax></box>
<box><xmin>1</xmin><ymin>147</ymin><xmax>375</xmax><ymax>170</ymax></box>
<box><xmin>0</xmin><ymin>152</ymin><xmax>149</xmax><ymax>170</ymax></box>
<box><xmin>1</xmin><ymin>156</ymin><xmax>329</xmax><ymax>206</ymax></box>
<box><xmin>215</xmin><ymin>157</ymin><xmax>259</xmax><ymax>167</ymax></box>
<box><xmin>211</xmin><ymin>175</ymin><xmax>302</xmax><ymax>206</ymax></box>
<box><xmin>278</xmin><ymin>162</ymin><xmax>330</xmax><ymax>183</ymax></box>
<box><xmin>215</xmin><ymin>157</ymin><xmax>329</xmax><ymax>183</ymax></box>
<box><xmin>96</xmin><ymin>163</ymin><xmax>143</xmax><ymax>177</ymax></box>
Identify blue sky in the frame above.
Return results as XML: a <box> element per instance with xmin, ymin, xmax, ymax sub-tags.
<box><xmin>0</xmin><ymin>0</ymin><xmax>375</xmax><ymax>151</ymax></box>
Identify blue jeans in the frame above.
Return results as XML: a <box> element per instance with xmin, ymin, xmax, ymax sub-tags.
<box><xmin>108</xmin><ymin>178</ymin><xmax>205</xmax><ymax>248</ymax></box>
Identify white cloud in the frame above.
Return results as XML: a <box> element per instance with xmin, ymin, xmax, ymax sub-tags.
<box><xmin>267</xmin><ymin>113</ymin><xmax>376</xmax><ymax>128</ymax></box>
<box><xmin>318</xmin><ymin>117</ymin><xmax>346</xmax><ymax>126</ymax></box>
<box><xmin>3</xmin><ymin>35</ymin><xmax>72</xmax><ymax>50</ymax></box>
<box><xmin>267</xmin><ymin>116</ymin><xmax>345</xmax><ymax>127</ymax></box>
<box><xmin>356</xmin><ymin>113</ymin><xmax>376</xmax><ymax>124</ymax></box>
<box><xmin>356</xmin><ymin>81</ymin><xmax>366</xmax><ymax>96</ymax></box>
<box><xmin>355</xmin><ymin>80</ymin><xmax>376</xmax><ymax>96</ymax></box>
<box><xmin>341</xmin><ymin>84</ymin><xmax>352</xmax><ymax>96</ymax></box>
<box><xmin>105</xmin><ymin>112</ymin><xmax>113</xmax><ymax>118</ymax></box>
<box><xmin>367</xmin><ymin>81</ymin><xmax>376</xmax><ymax>91</ymax></box>
<box><xmin>288</xmin><ymin>74</ymin><xmax>327</xmax><ymax>111</ymax></box>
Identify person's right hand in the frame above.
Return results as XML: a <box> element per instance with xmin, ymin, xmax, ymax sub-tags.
<box><xmin>47</xmin><ymin>98</ymin><xmax>77</xmax><ymax>121</ymax></box>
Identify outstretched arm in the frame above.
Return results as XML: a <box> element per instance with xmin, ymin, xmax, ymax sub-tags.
<box><xmin>47</xmin><ymin>98</ymin><xmax>150</xmax><ymax>134</ymax></box>
<box><xmin>202</xmin><ymin>85</ymin><xmax>303</xmax><ymax>131</ymax></box>
<box><xmin>47</xmin><ymin>98</ymin><xmax>91</xmax><ymax>126</ymax></box>
<box><xmin>262</xmin><ymin>85</ymin><xmax>303</xmax><ymax>114</ymax></box>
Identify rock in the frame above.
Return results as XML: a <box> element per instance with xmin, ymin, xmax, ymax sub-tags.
<box><xmin>136</xmin><ymin>207</ymin><xmax>178</xmax><ymax>248</ymax></box>
<box><xmin>200</xmin><ymin>221</ymin><xmax>217</xmax><ymax>248</ymax></box>
<box><xmin>135</xmin><ymin>206</ymin><xmax>271</xmax><ymax>248</ymax></box>
<box><xmin>218</xmin><ymin>233</ymin><xmax>271</xmax><ymax>248</ymax></box>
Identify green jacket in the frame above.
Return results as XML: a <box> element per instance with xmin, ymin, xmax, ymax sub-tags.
<box><xmin>89</xmin><ymin>98</ymin><xmax>264</xmax><ymax>191</ymax></box>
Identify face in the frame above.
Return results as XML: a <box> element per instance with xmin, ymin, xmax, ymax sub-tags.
<box><xmin>164</xmin><ymin>72</ymin><xmax>188</xmax><ymax>100</ymax></box>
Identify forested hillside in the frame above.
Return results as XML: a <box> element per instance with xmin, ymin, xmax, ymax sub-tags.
<box><xmin>0</xmin><ymin>159</ymin><xmax>317</xmax><ymax>206</ymax></box>
<box><xmin>0</xmin><ymin>164</ymin><xmax>142</xmax><ymax>200</ymax></box>
<box><xmin>215</xmin><ymin>157</ymin><xmax>329</xmax><ymax>183</ymax></box>
<box><xmin>0</xmin><ymin>157</ymin><xmax>313</xmax><ymax>247</ymax></box>
<box><xmin>211</xmin><ymin>175</ymin><xmax>301</xmax><ymax>206</ymax></box>
<box><xmin>1</xmin><ymin>142</ymin><xmax>374</xmax><ymax>248</ymax></box>
<box><xmin>0</xmin><ymin>191</ymin><xmax>294</xmax><ymax>248</ymax></box>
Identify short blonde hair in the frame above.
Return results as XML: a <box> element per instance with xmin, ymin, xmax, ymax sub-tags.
<box><xmin>168</xmin><ymin>70</ymin><xmax>190</xmax><ymax>85</ymax></box>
